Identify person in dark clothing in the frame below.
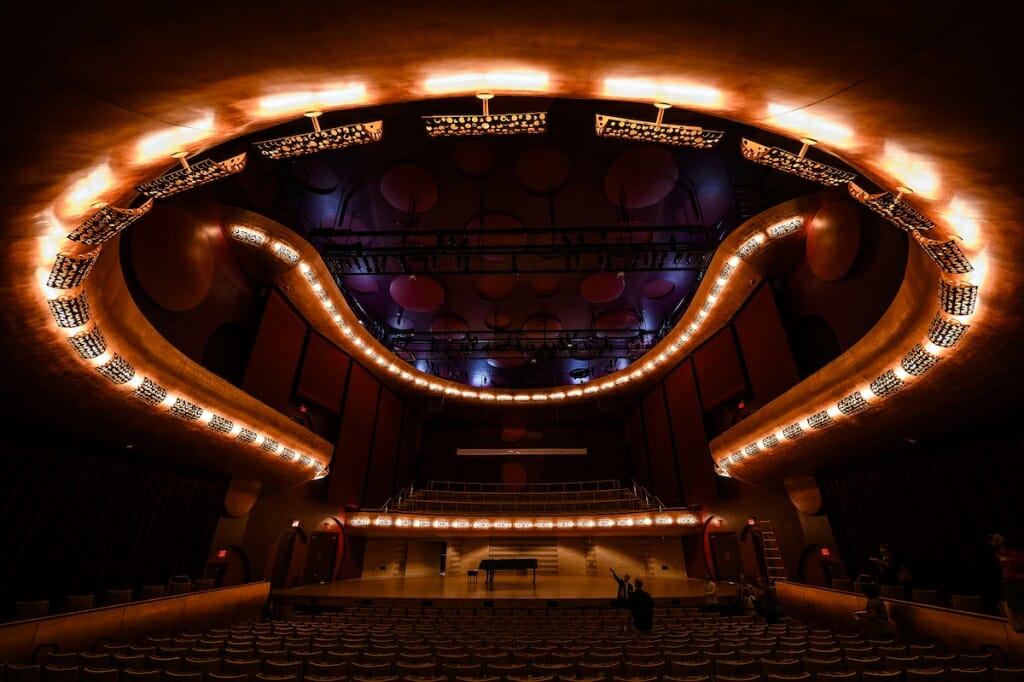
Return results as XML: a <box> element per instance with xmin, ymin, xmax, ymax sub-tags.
<box><xmin>990</xmin><ymin>532</ymin><xmax>1024</xmax><ymax>632</ymax></box>
<box><xmin>853</xmin><ymin>580</ymin><xmax>895</xmax><ymax>639</ymax></box>
<box><xmin>870</xmin><ymin>544</ymin><xmax>912</xmax><ymax>596</ymax></box>
<box><xmin>610</xmin><ymin>568</ymin><xmax>632</xmax><ymax>601</ymax></box>
<box><xmin>628</xmin><ymin>576</ymin><xmax>655</xmax><ymax>633</ymax></box>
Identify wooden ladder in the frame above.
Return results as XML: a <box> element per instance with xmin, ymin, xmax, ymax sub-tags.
<box><xmin>759</xmin><ymin>519</ymin><xmax>788</xmax><ymax>585</ymax></box>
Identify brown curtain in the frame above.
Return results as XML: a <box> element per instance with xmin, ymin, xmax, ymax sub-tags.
<box><xmin>817</xmin><ymin>427</ymin><xmax>1024</xmax><ymax>613</ymax></box>
<box><xmin>0</xmin><ymin>436</ymin><xmax>226</xmax><ymax>621</ymax></box>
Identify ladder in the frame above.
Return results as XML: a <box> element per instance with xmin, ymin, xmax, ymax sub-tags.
<box><xmin>759</xmin><ymin>520</ymin><xmax>788</xmax><ymax>585</ymax></box>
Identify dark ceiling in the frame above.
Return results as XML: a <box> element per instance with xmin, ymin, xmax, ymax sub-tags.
<box><xmin>213</xmin><ymin>96</ymin><xmax>842</xmax><ymax>389</ymax></box>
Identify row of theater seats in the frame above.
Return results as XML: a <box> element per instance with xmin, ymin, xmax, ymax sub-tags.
<box><xmin>2</xmin><ymin>609</ymin><xmax>1022</xmax><ymax>682</ymax></box>
<box><xmin>827</xmin><ymin>581</ymin><xmax>983</xmax><ymax>613</ymax></box>
<box><xmin>10</xmin><ymin>579</ymin><xmax>218</xmax><ymax>620</ymax></box>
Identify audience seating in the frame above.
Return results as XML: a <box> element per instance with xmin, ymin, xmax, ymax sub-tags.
<box><xmin>3</xmin><ymin>602</ymin><xmax>1020</xmax><ymax>682</ymax></box>
<box><xmin>13</xmin><ymin>600</ymin><xmax>49</xmax><ymax>620</ymax></box>
<box><xmin>80</xmin><ymin>669</ymin><xmax>118</xmax><ymax>682</ymax></box>
<box><xmin>906</xmin><ymin>668</ymin><xmax>950</xmax><ymax>682</ymax></box>
<box><xmin>912</xmin><ymin>589</ymin><xmax>943</xmax><ymax>606</ymax></box>
<box><xmin>992</xmin><ymin>668</ymin><xmax>1024</xmax><ymax>682</ymax></box>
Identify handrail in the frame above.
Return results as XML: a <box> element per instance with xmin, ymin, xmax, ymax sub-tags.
<box><xmin>376</xmin><ymin>479</ymin><xmax>686</xmax><ymax>515</ymax></box>
<box><xmin>422</xmin><ymin>479</ymin><xmax>623</xmax><ymax>493</ymax></box>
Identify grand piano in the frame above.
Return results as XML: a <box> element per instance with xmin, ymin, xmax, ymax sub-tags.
<box><xmin>478</xmin><ymin>558</ymin><xmax>538</xmax><ymax>584</ymax></box>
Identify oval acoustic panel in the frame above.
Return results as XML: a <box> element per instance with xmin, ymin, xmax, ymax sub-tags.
<box><xmin>580</xmin><ymin>272</ymin><xmax>626</xmax><ymax>304</ymax></box>
<box><xmin>642</xmin><ymin>278</ymin><xmax>675</xmax><ymax>299</ymax></box>
<box><xmin>605</xmin><ymin>145</ymin><xmax>679</xmax><ymax>209</ymax></box>
<box><xmin>380</xmin><ymin>163</ymin><xmax>438</xmax><ymax>212</ymax></box>
<box><xmin>474</xmin><ymin>274</ymin><xmax>517</xmax><ymax>301</ymax></box>
<box><xmin>429</xmin><ymin>313</ymin><xmax>468</xmax><ymax>339</ymax></box>
<box><xmin>485</xmin><ymin>313</ymin><xmax>512</xmax><ymax>330</ymax></box>
<box><xmin>389</xmin><ymin>274</ymin><xmax>445</xmax><ymax>312</ymax></box>
<box><xmin>806</xmin><ymin>199</ymin><xmax>862</xmax><ymax>281</ymax></box>
<box><xmin>487</xmin><ymin>351</ymin><xmax>528</xmax><ymax>368</ymax></box>
<box><xmin>523</xmin><ymin>315</ymin><xmax>562</xmax><ymax>339</ymax></box>
<box><xmin>131</xmin><ymin>204</ymin><xmax>215</xmax><ymax>312</ymax></box>
<box><xmin>515</xmin><ymin>145</ymin><xmax>571</xmax><ymax>194</ymax></box>
<box><xmin>528</xmin><ymin>274</ymin><xmax>561</xmax><ymax>298</ymax></box>
<box><xmin>594</xmin><ymin>309</ymin><xmax>640</xmax><ymax>337</ymax></box>
<box><xmin>466</xmin><ymin>212</ymin><xmax>526</xmax><ymax>262</ymax></box>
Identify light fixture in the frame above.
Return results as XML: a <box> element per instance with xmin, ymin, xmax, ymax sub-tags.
<box><xmin>135</xmin><ymin>151</ymin><xmax>248</xmax><ymax>199</ymax></box>
<box><xmin>927</xmin><ymin>312</ymin><xmax>969</xmax><ymax>348</ymax></box>
<box><xmin>67</xmin><ymin>199</ymin><xmax>154</xmax><ymax>246</ymax></box>
<box><xmin>939</xmin><ymin>280</ymin><xmax>978</xmax><ymax>316</ymax></box>
<box><xmin>68</xmin><ymin>327</ymin><xmax>107</xmax><ymax>360</ymax></box>
<box><xmin>849</xmin><ymin>183</ymin><xmax>934</xmax><ymax>231</ymax></box>
<box><xmin>900</xmin><ymin>344</ymin><xmax>941</xmax><ymax>376</ymax></box>
<box><xmin>741</xmin><ymin>137</ymin><xmax>856</xmax><ymax>186</ymax></box>
<box><xmin>422</xmin><ymin>92</ymin><xmax>546</xmax><ymax>136</ymax></box>
<box><xmin>869</xmin><ymin>369</ymin><xmax>905</xmax><ymax>398</ymax></box>
<box><xmin>47</xmin><ymin>292</ymin><xmax>91</xmax><ymax>328</ymax></box>
<box><xmin>253</xmin><ymin>111</ymin><xmax>383</xmax><ymax>159</ymax></box>
<box><xmin>914</xmin><ymin>233</ymin><xmax>974</xmax><ymax>274</ymax></box>
<box><xmin>47</xmin><ymin>251</ymin><xmax>99</xmax><ymax>289</ymax></box>
<box><xmin>594</xmin><ymin>102</ymin><xmax>724</xmax><ymax>148</ymax></box>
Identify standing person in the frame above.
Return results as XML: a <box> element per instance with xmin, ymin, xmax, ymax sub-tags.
<box><xmin>870</xmin><ymin>544</ymin><xmax>912</xmax><ymax>597</ymax></box>
<box><xmin>610</xmin><ymin>568</ymin><xmax>632</xmax><ymax>601</ymax></box>
<box><xmin>990</xmin><ymin>533</ymin><xmax>1024</xmax><ymax>632</ymax></box>
<box><xmin>853</xmin><ymin>581</ymin><xmax>895</xmax><ymax>639</ymax></box>
<box><xmin>738</xmin><ymin>575</ymin><xmax>760</xmax><ymax>619</ymax></box>
<box><xmin>628</xmin><ymin>576</ymin><xmax>655</xmax><ymax>634</ymax></box>
<box><xmin>702</xmin><ymin>575</ymin><xmax>719</xmax><ymax>612</ymax></box>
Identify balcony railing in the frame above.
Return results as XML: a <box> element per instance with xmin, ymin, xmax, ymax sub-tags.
<box><xmin>382</xmin><ymin>479</ymin><xmax>673</xmax><ymax>515</ymax></box>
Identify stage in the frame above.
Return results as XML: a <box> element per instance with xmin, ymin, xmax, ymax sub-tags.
<box><xmin>272</xmin><ymin>575</ymin><xmax>739</xmax><ymax>611</ymax></box>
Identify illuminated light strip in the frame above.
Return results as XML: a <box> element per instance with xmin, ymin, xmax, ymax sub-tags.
<box><xmin>235</xmin><ymin>200</ymin><xmax>976</xmax><ymax>460</ymax></box>
<box><xmin>341</xmin><ymin>513</ymin><xmax>703</xmax><ymax>529</ymax></box>
<box><xmin>713</xmin><ymin>175</ymin><xmax>982</xmax><ymax>477</ymax></box>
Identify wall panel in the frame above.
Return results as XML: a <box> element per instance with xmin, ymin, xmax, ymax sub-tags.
<box><xmin>693</xmin><ymin>327</ymin><xmax>746</xmax><ymax>411</ymax></box>
<box><xmin>241</xmin><ymin>289</ymin><xmax>307</xmax><ymax>412</ymax></box>
<box><xmin>734</xmin><ymin>285</ymin><xmax>800</xmax><ymax>405</ymax></box>
<box><xmin>327</xmin><ymin>363</ymin><xmax>380</xmax><ymax>508</ymax></box>
<box><xmin>363</xmin><ymin>389</ymin><xmax>402</xmax><ymax>507</ymax></box>
<box><xmin>626</xmin><ymin>407</ymin><xmax>651</xmax><ymax>488</ymax></box>
<box><xmin>642</xmin><ymin>385</ymin><xmax>681</xmax><ymax>506</ymax></box>
<box><xmin>296</xmin><ymin>332</ymin><xmax>351</xmax><ymax>412</ymax></box>
<box><xmin>664</xmin><ymin>359</ymin><xmax>718</xmax><ymax>505</ymax></box>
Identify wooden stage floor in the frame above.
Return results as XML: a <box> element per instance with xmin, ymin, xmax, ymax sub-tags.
<box><xmin>273</xmin><ymin>575</ymin><xmax>739</xmax><ymax>610</ymax></box>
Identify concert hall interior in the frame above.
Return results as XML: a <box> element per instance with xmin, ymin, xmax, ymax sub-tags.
<box><xmin>2</xmin><ymin>0</ymin><xmax>1023</xmax><ymax>666</ymax></box>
